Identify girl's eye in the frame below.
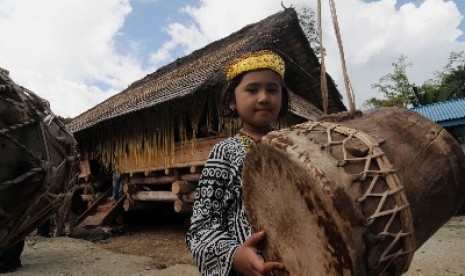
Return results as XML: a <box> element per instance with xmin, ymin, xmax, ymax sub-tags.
<box><xmin>246</xmin><ymin>87</ymin><xmax>258</xmax><ymax>93</ymax></box>
<box><xmin>267</xmin><ymin>85</ymin><xmax>280</xmax><ymax>93</ymax></box>
<box><xmin>244</xmin><ymin>84</ymin><xmax>280</xmax><ymax>93</ymax></box>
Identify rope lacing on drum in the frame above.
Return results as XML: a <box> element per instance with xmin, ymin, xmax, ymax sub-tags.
<box><xmin>0</xmin><ymin>168</ymin><xmax>43</xmax><ymax>189</ymax></box>
<box><xmin>294</xmin><ymin>121</ymin><xmax>415</xmax><ymax>274</ymax></box>
<box><xmin>0</xmin><ymin>123</ymin><xmax>45</xmax><ymax>164</ymax></box>
<box><xmin>0</xmin><ymin>118</ymin><xmax>37</xmax><ymax>133</ymax></box>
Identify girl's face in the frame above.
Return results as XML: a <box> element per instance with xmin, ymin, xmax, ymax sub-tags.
<box><xmin>230</xmin><ymin>70</ymin><xmax>282</xmax><ymax>132</ymax></box>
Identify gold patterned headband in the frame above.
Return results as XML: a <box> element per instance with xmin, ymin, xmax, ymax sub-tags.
<box><xmin>225</xmin><ymin>50</ymin><xmax>285</xmax><ymax>82</ymax></box>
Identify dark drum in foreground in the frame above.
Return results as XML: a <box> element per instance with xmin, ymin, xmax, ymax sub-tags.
<box><xmin>243</xmin><ymin>107</ymin><xmax>465</xmax><ymax>276</ymax></box>
<box><xmin>0</xmin><ymin>68</ymin><xmax>79</xmax><ymax>250</ymax></box>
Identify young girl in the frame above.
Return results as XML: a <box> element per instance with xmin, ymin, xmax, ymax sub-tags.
<box><xmin>187</xmin><ymin>50</ymin><xmax>288</xmax><ymax>276</ymax></box>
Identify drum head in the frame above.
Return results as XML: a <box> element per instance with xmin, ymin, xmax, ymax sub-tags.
<box><xmin>243</xmin><ymin>143</ymin><xmax>356</xmax><ymax>276</ymax></box>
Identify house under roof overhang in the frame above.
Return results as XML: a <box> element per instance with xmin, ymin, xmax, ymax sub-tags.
<box><xmin>66</xmin><ymin>8</ymin><xmax>347</xmax><ymax>172</ymax></box>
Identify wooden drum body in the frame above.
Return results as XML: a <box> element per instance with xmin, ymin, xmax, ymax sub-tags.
<box><xmin>243</xmin><ymin>107</ymin><xmax>465</xmax><ymax>275</ymax></box>
<box><xmin>0</xmin><ymin>69</ymin><xmax>79</xmax><ymax>250</ymax></box>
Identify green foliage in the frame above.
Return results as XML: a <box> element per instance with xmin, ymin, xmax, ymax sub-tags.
<box><xmin>415</xmin><ymin>51</ymin><xmax>465</xmax><ymax>104</ymax></box>
<box><xmin>364</xmin><ymin>51</ymin><xmax>465</xmax><ymax>109</ymax></box>
<box><xmin>364</xmin><ymin>55</ymin><xmax>415</xmax><ymax>109</ymax></box>
<box><xmin>437</xmin><ymin>51</ymin><xmax>465</xmax><ymax>99</ymax></box>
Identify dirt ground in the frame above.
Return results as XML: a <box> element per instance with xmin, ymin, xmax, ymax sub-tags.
<box><xmin>4</xmin><ymin>215</ymin><xmax>465</xmax><ymax>275</ymax></box>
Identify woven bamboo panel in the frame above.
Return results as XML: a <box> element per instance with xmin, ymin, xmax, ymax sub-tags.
<box><xmin>119</xmin><ymin>136</ymin><xmax>226</xmax><ymax>173</ymax></box>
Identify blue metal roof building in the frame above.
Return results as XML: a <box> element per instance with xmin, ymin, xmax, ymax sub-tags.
<box><xmin>411</xmin><ymin>98</ymin><xmax>465</xmax><ymax>152</ymax></box>
<box><xmin>411</xmin><ymin>98</ymin><xmax>465</xmax><ymax>127</ymax></box>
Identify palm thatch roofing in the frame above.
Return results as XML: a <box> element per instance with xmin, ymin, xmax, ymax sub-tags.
<box><xmin>67</xmin><ymin>8</ymin><xmax>345</xmax><ymax>134</ymax></box>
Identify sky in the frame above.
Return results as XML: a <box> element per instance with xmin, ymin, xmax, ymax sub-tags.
<box><xmin>0</xmin><ymin>0</ymin><xmax>464</xmax><ymax>118</ymax></box>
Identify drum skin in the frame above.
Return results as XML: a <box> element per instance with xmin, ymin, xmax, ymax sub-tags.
<box><xmin>243</xmin><ymin>107</ymin><xmax>465</xmax><ymax>275</ymax></box>
<box><xmin>0</xmin><ymin>68</ymin><xmax>79</xmax><ymax>250</ymax></box>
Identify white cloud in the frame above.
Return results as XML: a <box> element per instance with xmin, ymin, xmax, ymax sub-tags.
<box><xmin>156</xmin><ymin>0</ymin><xmax>465</xmax><ymax>108</ymax></box>
<box><xmin>149</xmin><ymin>22</ymin><xmax>204</xmax><ymax>67</ymax></box>
<box><xmin>181</xmin><ymin>0</ymin><xmax>283</xmax><ymax>41</ymax></box>
<box><xmin>148</xmin><ymin>0</ymin><xmax>284</xmax><ymax>67</ymax></box>
<box><xmin>328</xmin><ymin>0</ymin><xmax>464</xmax><ymax>105</ymax></box>
<box><xmin>0</xmin><ymin>0</ymin><xmax>146</xmax><ymax>117</ymax></box>
<box><xmin>0</xmin><ymin>0</ymin><xmax>463</xmax><ymax>117</ymax></box>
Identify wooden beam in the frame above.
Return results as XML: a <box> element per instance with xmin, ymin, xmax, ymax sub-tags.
<box><xmin>171</xmin><ymin>181</ymin><xmax>197</xmax><ymax>196</ymax></box>
<box><xmin>181</xmin><ymin>191</ymin><xmax>197</xmax><ymax>203</ymax></box>
<box><xmin>180</xmin><ymin>173</ymin><xmax>201</xmax><ymax>182</ymax></box>
<box><xmin>189</xmin><ymin>166</ymin><xmax>202</xmax><ymax>174</ymax></box>
<box><xmin>131</xmin><ymin>175</ymin><xmax>178</xmax><ymax>185</ymax></box>
<box><xmin>123</xmin><ymin>199</ymin><xmax>161</xmax><ymax>212</ymax></box>
<box><xmin>174</xmin><ymin>198</ymin><xmax>193</xmax><ymax>213</ymax></box>
<box><xmin>131</xmin><ymin>191</ymin><xmax>177</xmax><ymax>202</ymax></box>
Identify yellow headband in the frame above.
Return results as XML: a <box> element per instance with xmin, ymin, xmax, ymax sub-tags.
<box><xmin>225</xmin><ymin>50</ymin><xmax>285</xmax><ymax>82</ymax></box>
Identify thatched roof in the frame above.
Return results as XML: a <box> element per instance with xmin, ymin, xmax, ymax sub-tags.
<box><xmin>67</xmin><ymin>8</ymin><xmax>345</xmax><ymax>133</ymax></box>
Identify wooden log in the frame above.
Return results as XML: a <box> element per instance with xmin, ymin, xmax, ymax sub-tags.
<box><xmin>181</xmin><ymin>191</ymin><xmax>197</xmax><ymax>203</ymax></box>
<box><xmin>171</xmin><ymin>181</ymin><xmax>196</xmax><ymax>196</ymax></box>
<box><xmin>174</xmin><ymin>198</ymin><xmax>193</xmax><ymax>213</ymax></box>
<box><xmin>189</xmin><ymin>166</ymin><xmax>202</xmax><ymax>174</ymax></box>
<box><xmin>123</xmin><ymin>198</ymin><xmax>131</xmax><ymax>211</ymax></box>
<box><xmin>180</xmin><ymin>173</ymin><xmax>201</xmax><ymax>182</ymax></box>
<box><xmin>131</xmin><ymin>191</ymin><xmax>177</xmax><ymax>202</ymax></box>
<box><xmin>123</xmin><ymin>199</ymin><xmax>161</xmax><ymax>212</ymax></box>
<box><xmin>123</xmin><ymin>183</ymin><xmax>139</xmax><ymax>196</ymax></box>
<box><xmin>131</xmin><ymin>175</ymin><xmax>177</xmax><ymax>185</ymax></box>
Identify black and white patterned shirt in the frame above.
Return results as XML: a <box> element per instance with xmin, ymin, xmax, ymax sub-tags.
<box><xmin>186</xmin><ymin>136</ymin><xmax>252</xmax><ymax>276</ymax></box>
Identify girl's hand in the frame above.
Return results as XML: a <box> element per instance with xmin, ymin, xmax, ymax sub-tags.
<box><xmin>232</xmin><ymin>231</ymin><xmax>285</xmax><ymax>276</ymax></box>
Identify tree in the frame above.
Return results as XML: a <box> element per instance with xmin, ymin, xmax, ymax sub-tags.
<box><xmin>365</xmin><ymin>51</ymin><xmax>465</xmax><ymax>109</ymax></box>
<box><xmin>363</xmin><ymin>55</ymin><xmax>416</xmax><ymax>109</ymax></box>
<box><xmin>413</xmin><ymin>51</ymin><xmax>465</xmax><ymax>105</ymax></box>
<box><xmin>435</xmin><ymin>51</ymin><xmax>465</xmax><ymax>99</ymax></box>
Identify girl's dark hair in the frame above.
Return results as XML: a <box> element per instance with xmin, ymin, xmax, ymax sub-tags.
<box><xmin>222</xmin><ymin>71</ymin><xmax>289</xmax><ymax>118</ymax></box>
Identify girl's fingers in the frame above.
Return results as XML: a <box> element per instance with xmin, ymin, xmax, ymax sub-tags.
<box><xmin>243</xmin><ymin>231</ymin><xmax>266</xmax><ymax>247</ymax></box>
<box><xmin>263</xmin><ymin>261</ymin><xmax>285</xmax><ymax>273</ymax></box>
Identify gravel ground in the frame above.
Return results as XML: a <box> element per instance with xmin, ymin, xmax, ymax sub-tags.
<box><xmin>3</xmin><ymin>216</ymin><xmax>464</xmax><ymax>275</ymax></box>
<box><xmin>404</xmin><ymin>216</ymin><xmax>465</xmax><ymax>276</ymax></box>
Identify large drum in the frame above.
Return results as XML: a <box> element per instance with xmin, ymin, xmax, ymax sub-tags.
<box><xmin>243</xmin><ymin>107</ymin><xmax>465</xmax><ymax>275</ymax></box>
<box><xmin>0</xmin><ymin>68</ymin><xmax>79</xmax><ymax>250</ymax></box>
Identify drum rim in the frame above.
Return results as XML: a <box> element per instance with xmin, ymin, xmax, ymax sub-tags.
<box><xmin>260</xmin><ymin>120</ymin><xmax>416</xmax><ymax>274</ymax></box>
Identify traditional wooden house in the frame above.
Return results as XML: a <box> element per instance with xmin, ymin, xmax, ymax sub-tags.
<box><xmin>66</xmin><ymin>8</ymin><xmax>346</xmax><ymax>225</ymax></box>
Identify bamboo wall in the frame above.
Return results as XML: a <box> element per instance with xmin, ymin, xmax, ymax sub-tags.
<box><xmin>75</xmin><ymin>90</ymin><xmax>306</xmax><ymax>174</ymax></box>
